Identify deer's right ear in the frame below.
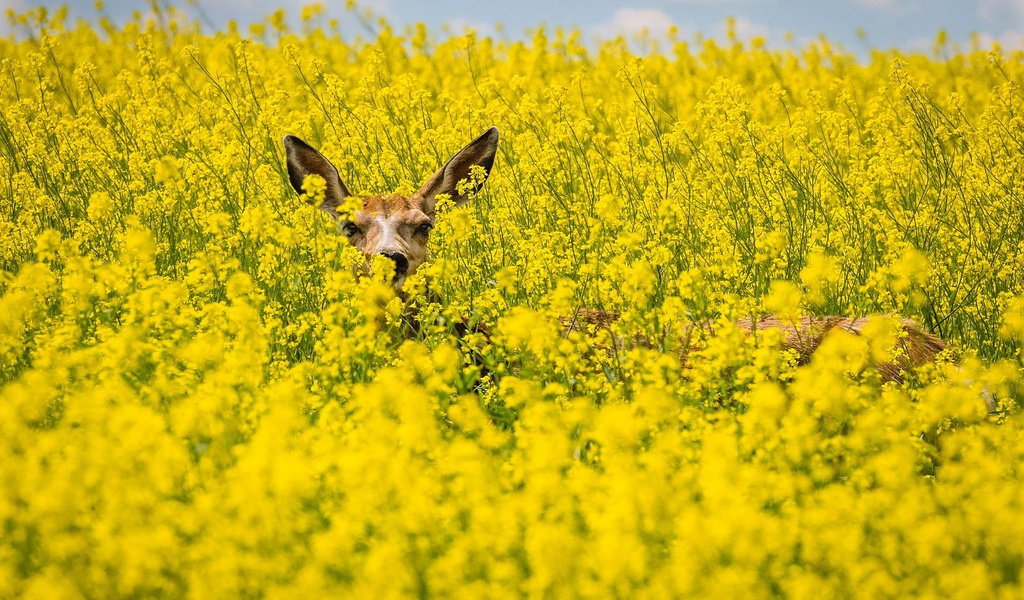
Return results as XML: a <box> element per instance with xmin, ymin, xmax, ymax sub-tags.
<box><xmin>283</xmin><ymin>135</ymin><xmax>351</xmax><ymax>215</ymax></box>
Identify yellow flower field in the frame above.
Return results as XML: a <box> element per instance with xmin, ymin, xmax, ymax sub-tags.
<box><xmin>2</xmin><ymin>4</ymin><xmax>1023</xmax><ymax>597</ymax></box>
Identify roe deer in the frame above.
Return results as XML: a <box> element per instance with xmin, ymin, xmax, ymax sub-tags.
<box><xmin>283</xmin><ymin>127</ymin><xmax>498</xmax><ymax>289</ymax></box>
<box><xmin>283</xmin><ymin>128</ymin><xmax>996</xmax><ymax>413</ymax></box>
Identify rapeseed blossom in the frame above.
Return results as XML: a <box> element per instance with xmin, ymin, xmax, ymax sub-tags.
<box><xmin>0</xmin><ymin>4</ymin><xmax>1022</xmax><ymax>597</ymax></box>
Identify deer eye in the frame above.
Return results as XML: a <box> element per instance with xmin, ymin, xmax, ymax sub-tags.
<box><xmin>415</xmin><ymin>222</ymin><xmax>433</xmax><ymax>236</ymax></box>
<box><xmin>341</xmin><ymin>221</ymin><xmax>360</xmax><ymax>237</ymax></box>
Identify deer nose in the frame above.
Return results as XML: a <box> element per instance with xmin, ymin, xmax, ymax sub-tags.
<box><xmin>382</xmin><ymin>252</ymin><xmax>409</xmax><ymax>277</ymax></box>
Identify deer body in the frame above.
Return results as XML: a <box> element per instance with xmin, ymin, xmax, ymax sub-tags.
<box><xmin>563</xmin><ymin>309</ymin><xmax>948</xmax><ymax>383</ymax></box>
<box><xmin>283</xmin><ymin>128</ymin><xmax>991</xmax><ymax>410</ymax></box>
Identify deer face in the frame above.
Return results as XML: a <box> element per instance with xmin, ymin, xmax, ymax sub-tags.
<box><xmin>283</xmin><ymin>127</ymin><xmax>498</xmax><ymax>288</ymax></box>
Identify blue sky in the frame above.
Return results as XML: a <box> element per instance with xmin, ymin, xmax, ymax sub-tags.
<box><xmin>3</xmin><ymin>0</ymin><xmax>1024</xmax><ymax>55</ymax></box>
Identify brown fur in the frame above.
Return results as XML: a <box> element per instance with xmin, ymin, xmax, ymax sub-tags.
<box><xmin>736</xmin><ymin>315</ymin><xmax>948</xmax><ymax>381</ymax></box>
<box><xmin>561</xmin><ymin>309</ymin><xmax>948</xmax><ymax>383</ymax></box>
<box><xmin>344</xmin><ymin>194</ymin><xmax>434</xmax><ymax>284</ymax></box>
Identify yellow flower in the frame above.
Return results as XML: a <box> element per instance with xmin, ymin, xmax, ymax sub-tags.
<box><xmin>34</xmin><ymin>229</ymin><xmax>62</xmax><ymax>261</ymax></box>
<box><xmin>87</xmin><ymin>191</ymin><xmax>114</xmax><ymax>220</ymax></box>
<box><xmin>764</xmin><ymin>280</ymin><xmax>803</xmax><ymax>319</ymax></box>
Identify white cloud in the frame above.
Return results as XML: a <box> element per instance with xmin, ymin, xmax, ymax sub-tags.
<box><xmin>976</xmin><ymin>30</ymin><xmax>1024</xmax><ymax>49</ymax></box>
<box><xmin>904</xmin><ymin>29</ymin><xmax>1024</xmax><ymax>54</ymax></box>
<box><xmin>663</xmin><ymin>0</ymin><xmax>759</xmax><ymax>3</ymax></box>
<box><xmin>979</xmin><ymin>0</ymin><xmax>1024</xmax><ymax>25</ymax></box>
<box><xmin>856</xmin><ymin>0</ymin><xmax>898</xmax><ymax>8</ymax></box>
<box><xmin>716</xmin><ymin>16</ymin><xmax>771</xmax><ymax>40</ymax></box>
<box><xmin>852</xmin><ymin>0</ymin><xmax>924</xmax><ymax>14</ymax></box>
<box><xmin>443</xmin><ymin>17</ymin><xmax>497</xmax><ymax>39</ymax></box>
<box><xmin>359</xmin><ymin>0</ymin><xmax>394</xmax><ymax>17</ymax></box>
<box><xmin>904</xmin><ymin>34</ymin><xmax>934</xmax><ymax>52</ymax></box>
<box><xmin>592</xmin><ymin>8</ymin><xmax>676</xmax><ymax>40</ymax></box>
<box><xmin>974</xmin><ymin>1</ymin><xmax>1024</xmax><ymax>50</ymax></box>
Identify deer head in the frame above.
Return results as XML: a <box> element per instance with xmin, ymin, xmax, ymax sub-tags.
<box><xmin>283</xmin><ymin>127</ymin><xmax>499</xmax><ymax>288</ymax></box>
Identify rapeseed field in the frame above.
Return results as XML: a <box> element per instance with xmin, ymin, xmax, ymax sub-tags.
<box><xmin>1</xmin><ymin>4</ymin><xmax>1023</xmax><ymax>597</ymax></box>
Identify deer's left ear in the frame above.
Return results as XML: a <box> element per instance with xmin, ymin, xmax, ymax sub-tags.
<box><xmin>416</xmin><ymin>127</ymin><xmax>498</xmax><ymax>214</ymax></box>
